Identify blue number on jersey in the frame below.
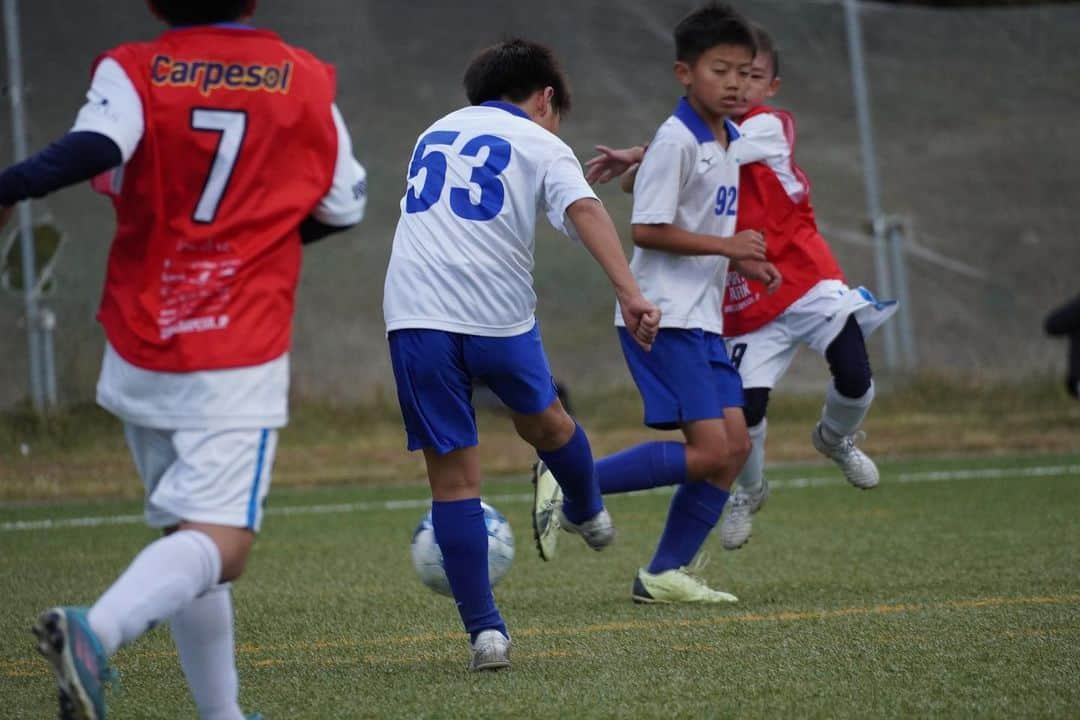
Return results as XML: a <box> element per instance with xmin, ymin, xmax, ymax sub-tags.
<box><xmin>405</xmin><ymin>131</ymin><xmax>512</xmax><ymax>221</ymax></box>
<box><xmin>715</xmin><ymin>185</ymin><xmax>738</xmax><ymax>217</ymax></box>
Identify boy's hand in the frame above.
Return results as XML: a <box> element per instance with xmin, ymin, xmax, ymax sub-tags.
<box><xmin>585</xmin><ymin>145</ymin><xmax>645</xmax><ymax>185</ymax></box>
<box><xmin>0</xmin><ymin>205</ymin><xmax>12</xmax><ymax>231</ymax></box>
<box><xmin>733</xmin><ymin>259</ymin><xmax>782</xmax><ymax>295</ymax></box>
<box><xmin>618</xmin><ymin>291</ymin><xmax>662</xmax><ymax>351</ymax></box>
<box><xmin>723</xmin><ymin>230</ymin><xmax>766</xmax><ymax>261</ymax></box>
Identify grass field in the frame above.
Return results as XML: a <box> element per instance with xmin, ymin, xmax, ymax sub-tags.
<box><xmin>2</xmin><ymin>451</ymin><xmax>1078</xmax><ymax>718</ymax></box>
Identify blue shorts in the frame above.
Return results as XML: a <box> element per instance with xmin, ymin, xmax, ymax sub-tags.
<box><xmin>618</xmin><ymin>327</ymin><xmax>744</xmax><ymax>430</ymax></box>
<box><xmin>388</xmin><ymin>325</ymin><xmax>558</xmax><ymax>454</ymax></box>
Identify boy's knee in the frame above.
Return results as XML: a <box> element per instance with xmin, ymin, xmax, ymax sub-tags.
<box><xmin>513</xmin><ymin>404</ymin><xmax>575</xmax><ymax>451</ymax></box>
<box><xmin>743</xmin><ymin>388</ymin><xmax>770</xmax><ymax>428</ymax></box>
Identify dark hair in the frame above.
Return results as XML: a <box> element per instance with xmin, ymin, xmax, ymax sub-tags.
<box><xmin>674</xmin><ymin>2</ymin><xmax>757</xmax><ymax>65</ymax></box>
<box><xmin>751</xmin><ymin>23</ymin><xmax>780</xmax><ymax>78</ymax></box>
<box><xmin>463</xmin><ymin>38</ymin><xmax>572</xmax><ymax>114</ymax></box>
<box><xmin>150</xmin><ymin>0</ymin><xmax>255</xmax><ymax>26</ymax></box>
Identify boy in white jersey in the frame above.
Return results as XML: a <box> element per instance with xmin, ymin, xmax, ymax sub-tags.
<box><xmin>533</xmin><ymin>3</ymin><xmax>781</xmax><ymax>604</ymax></box>
<box><xmin>383</xmin><ymin>38</ymin><xmax>660</xmax><ymax>670</ymax></box>
<box><xmin>583</xmin><ymin>24</ymin><xmax>899</xmax><ymax>551</ymax></box>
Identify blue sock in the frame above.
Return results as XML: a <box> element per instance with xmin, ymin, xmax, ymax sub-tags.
<box><xmin>596</xmin><ymin>441</ymin><xmax>688</xmax><ymax>495</ymax></box>
<box><xmin>646</xmin><ymin>482</ymin><xmax>730</xmax><ymax>574</ymax></box>
<box><xmin>536</xmin><ymin>423</ymin><xmax>603</xmax><ymax>524</ymax></box>
<box><xmin>431</xmin><ymin>498</ymin><xmax>507</xmax><ymax>642</ymax></box>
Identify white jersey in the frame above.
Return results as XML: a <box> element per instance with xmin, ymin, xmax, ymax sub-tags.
<box><xmin>618</xmin><ymin>98</ymin><xmax>746</xmax><ymax>336</ymax></box>
<box><xmin>76</xmin><ymin>56</ymin><xmax>367</xmax><ymax>429</ymax></box>
<box><xmin>383</xmin><ymin>102</ymin><xmax>598</xmax><ymax>337</ymax></box>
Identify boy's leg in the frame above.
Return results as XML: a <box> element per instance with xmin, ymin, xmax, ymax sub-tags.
<box><xmin>388</xmin><ymin>329</ymin><xmax>509</xmax><ymax>669</ymax></box>
<box><xmin>467</xmin><ymin>326</ymin><xmax>612</xmax><ymax>549</ymax></box>
<box><xmin>170</xmin><ymin>583</ymin><xmax>244</xmax><ymax>720</ymax></box>
<box><xmin>38</xmin><ymin>426</ymin><xmax>271</xmax><ymax>719</ymax></box>
<box><xmin>812</xmin><ymin>316</ymin><xmax>879</xmax><ymax>488</ymax></box>
<box><xmin>424</xmin><ymin>447</ymin><xmax>508</xmax><ymax>647</ymax></box>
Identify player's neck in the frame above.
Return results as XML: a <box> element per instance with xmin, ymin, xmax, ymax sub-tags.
<box><xmin>686</xmin><ymin>95</ymin><xmax>731</xmax><ymax>148</ymax></box>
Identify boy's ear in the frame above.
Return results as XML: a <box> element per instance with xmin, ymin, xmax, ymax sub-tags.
<box><xmin>673</xmin><ymin>61</ymin><xmax>692</xmax><ymax>88</ymax></box>
<box><xmin>767</xmin><ymin>77</ymin><xmax>781</xmax><ymax>97</ymax></box>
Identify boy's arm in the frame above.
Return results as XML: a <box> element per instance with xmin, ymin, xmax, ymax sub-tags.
<box><xmin>584</xmin><ymin>144</ymin><xmax>646</xmax><ymax>185</ymax></box>
<box><xmin>565</xmin><ymin>198</ymin><xmax>661</xmax><ymax>350</ymax></box>
<box><xmin>0</xmin><ymin>57</ymin><xmax>139</xmax><ymax>214</ymax></box>
<box><xmin>302</xmin><ymin>104</ymin><xmax>368</xmax><ymax>245</ymax></box>
<box><xmin>633</xmin><ymin>223</ymin><xmax>765</xmax><ymax>261</ymax></box>
<box><xmin>734</xmin><ymin>112</ymin><xmax>789</xmax><ymax>165</ymax></box>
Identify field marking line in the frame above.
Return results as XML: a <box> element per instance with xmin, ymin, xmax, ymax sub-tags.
<box><xmin>4</xmin><ymin>593</ymin><xmax>1077</xmax><ymax>678</ymax></box>
<box><xmin>2</xmin><ymin>463</ymin><xmax>1078</xmax><ymax>533</ymax></box>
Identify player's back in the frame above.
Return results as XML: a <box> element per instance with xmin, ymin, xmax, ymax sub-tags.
<box><xmin>98</xmin><ymin>25</ymin><xmax>340</xmax><ymax>370</ymax></box>
<box><xmin>385</xmin><ymin>102</ymin><xmax>591</xmax><ymax>337</ymax></box>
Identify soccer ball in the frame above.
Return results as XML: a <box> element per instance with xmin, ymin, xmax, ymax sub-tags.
<box><xmin>410</xmin><ymin>501</ymin><xmax>515</xmax><ymax>597</ymax></box>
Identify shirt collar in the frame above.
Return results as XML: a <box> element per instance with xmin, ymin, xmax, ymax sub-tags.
<box><xmin>480</xmin><ymin>100</ymin><xmax>530</xmax><ymax>120</ymax></box>
<box><xmin>673</xmin><ymin>97</ymin><xmax>739</xmax><ymax>144</ymax></box>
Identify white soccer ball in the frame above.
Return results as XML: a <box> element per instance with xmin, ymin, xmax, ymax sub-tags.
<box><xmin>410</xmin><ymin>501</ymin><xmax>515</xmax><ymax>597</ymax></box>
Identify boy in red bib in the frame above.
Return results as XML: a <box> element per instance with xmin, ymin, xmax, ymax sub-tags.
<box><xmin>586</xmin><ymin>23</ymin><xmax>896</xmax><ymax>552</ymax></box>
<box><xmin>0</xmin><ymin>2</ymin><xmax>366</xmax><ymax>717</ymax></box>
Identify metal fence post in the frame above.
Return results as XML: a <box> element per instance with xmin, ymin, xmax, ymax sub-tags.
<box><xmin>844</xmin><ymin>0</ymin><xmax>903</xmax><ymax>371</ymax></box>
<box><xmin>3</xmin><ymin>0</ymin><xmax>51</xmax><ymax>411</ymax></box>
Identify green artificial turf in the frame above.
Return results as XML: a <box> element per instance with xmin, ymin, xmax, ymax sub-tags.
<box><xmin>1</xmin><ymin>453</ymin><xmax>1078</xmax><ymax>718</ymax></box>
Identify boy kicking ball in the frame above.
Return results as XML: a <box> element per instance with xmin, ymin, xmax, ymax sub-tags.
<box><xmin>383</xmin><ymin>38</ymin><xmax>660</xmax><ymax>669</ymax></box>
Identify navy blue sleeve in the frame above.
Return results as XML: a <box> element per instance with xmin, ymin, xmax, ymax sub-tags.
<box><xmin>299</xmin><ymin>216</ymin><xmax>354</xmax><ymax>246</ymax></box>
<box><xmin>0</xmin><ymin>131</ymin><xmax>122</xmax><ymax>207</ymax></box>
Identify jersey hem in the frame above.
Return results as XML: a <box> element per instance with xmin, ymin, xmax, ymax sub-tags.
<box><xmin>385</xmin><ymin>317</ymin><xmax>537</xmax><ymax>338</ymax></box>
<box><xmin>97</xmin><ymin>392</ymin><xmax>288</xmax><ymax>431</ymax></box>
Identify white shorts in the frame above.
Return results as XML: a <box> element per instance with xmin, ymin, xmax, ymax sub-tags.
<box><xmin>123</xmin><ymin>424</ymin><xmax>278</xmax><ymax>532</ymax></box>
<box><xmin>725</xmin><ymin>280</ymin><xmax>898</xmax><ymax>390</ymax></box>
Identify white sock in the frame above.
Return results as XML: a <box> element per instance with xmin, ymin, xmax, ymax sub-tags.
<box><xmin>735</xmin><ymin>420</ymin><xmax>767</xmax><ymax>493</ymax></box>
<box><xmin>820</xmin><ymin>380</ymin><xmax>875</xmax><ymax>443</ymax></box>
<box><xmin>171</xmin><ymin>583</ymin><xmax>244</xmax><ymax>720</ymax></box>
<box><xmin>88</xmin><ymin>529</ymin><xmax>221</xmax><ymax>656</ymax></box>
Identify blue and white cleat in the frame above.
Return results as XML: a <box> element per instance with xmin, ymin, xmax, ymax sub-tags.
<box><xmin>33</xmin><ymin>607</ymin><xmax>116</xmax><ymax>720</ymax></box>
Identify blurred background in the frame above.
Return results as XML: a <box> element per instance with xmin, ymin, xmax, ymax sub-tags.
<box><xmin>2</xmin><ymin>0</ymin><xmax>1078</xmax><ymax>411</ymax></box>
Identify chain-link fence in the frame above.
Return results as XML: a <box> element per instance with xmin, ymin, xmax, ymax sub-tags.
<box><xmin>1</xmin><ymin>0</ymin><xmax>1077</xmax><ymax>408</ymax></box>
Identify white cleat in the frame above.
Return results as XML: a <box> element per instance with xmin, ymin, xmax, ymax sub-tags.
<box><xmin>557</xmin><ymin>507</ymin><xmax>615</xmax><ymax>551</ymax></box>
<box><xmin>469</xmin><ymin>630</ymin><xmax>511</xmax><ymax>672</ymax></box>
<box><xmin>811</xmin><ymin>423</ymin><xmax>880</xmax><ymax>489</ymax></box>
<box><xmin>531</xmin><ymin>460</ymin><xmax>564</xmax><ymax>561</ymax></box>
<box><xmin>719</xmin><ymin>476</ymin><xmax>770</xmax><ymax>550</ymax></box>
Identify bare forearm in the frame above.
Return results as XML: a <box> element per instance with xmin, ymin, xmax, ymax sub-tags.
<box><xmin>633</xmin><ymin>223</ymin><xmax>740</xmax><ymax>257</ymax></box>
<box><xmin>567</xmin><ymin>199</ymin><xmax>640</xmax><ymax>299</ymax></box>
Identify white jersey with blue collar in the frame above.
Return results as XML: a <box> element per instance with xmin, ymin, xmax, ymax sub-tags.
<box><xmin>383</xmin><ymin>101</ymin><xmax>597</xmax><ymax>337</ymax></box>
<box><xmin>617</xmin><ymin>97</ymin><xmax>745</xmax><ymax>336</ymax></box>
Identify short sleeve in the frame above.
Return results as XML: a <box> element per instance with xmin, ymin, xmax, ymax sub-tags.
<box><xmin>734</xmin><ymin>112</ymin><xmax>790</xmax><ymax>165</ymax></box>
<box><xmin>541</xmin><ymin>148</ymin><xmax>598</xmax><ymax>239</ymax></box>
<box><xmin>630</xmin><ymin>137</ymin><xmax>692</xmax><ymax>225</ymax></box>
<box><xmin>71</xmin><ymin>58</ymin><xmax>144</xmax><ymax>163</ymax></box>
<box><xmin>311</xmin><ymin>103</ymin><xmax>367</xmax><ymax>226</ymax></box>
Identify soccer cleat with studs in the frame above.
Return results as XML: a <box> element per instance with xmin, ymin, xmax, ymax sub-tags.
<box><xmin>33</xmin><ymin>607</ymin><xmax>117</xmax><ymax>720</ymax></box>
<box><xmin>531</xmin><ymin>460</ymin><xmax>564</xmax><ymax>561</ymax></box>
<box><xmin>719</xmin><ymin>476</ymin><xmax>770</xmax><ymax>550</ymax></box>
<box><xmin>811</xmin><ymin>423</ymin><xmax>880</xmax><ymax>489</ymax></box>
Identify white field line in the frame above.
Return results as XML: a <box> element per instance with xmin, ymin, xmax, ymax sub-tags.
<box><xmin>1</xmin><ymin>463</ymin><xmax>1078</xmax><ymax>533</ymax></box>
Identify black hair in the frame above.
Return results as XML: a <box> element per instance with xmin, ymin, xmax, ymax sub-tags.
<box><xmin>674</xmin><ymin>2</ymin><xmax>757</xmax><ymax>65</ymax></box>
<box><xmin>751</xmin><ymin>23</ymin><xmax>780</xmax><ymax>78</ymax></box>
<box><xmin>463</xmin><ymin>38</ymin><xmax>572</xmax><ymax>114</ymax></box>
<box><xmin>150</xmin><ymin>0</ymin><xmax>255</xmax><ymax>26</ymax></box>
